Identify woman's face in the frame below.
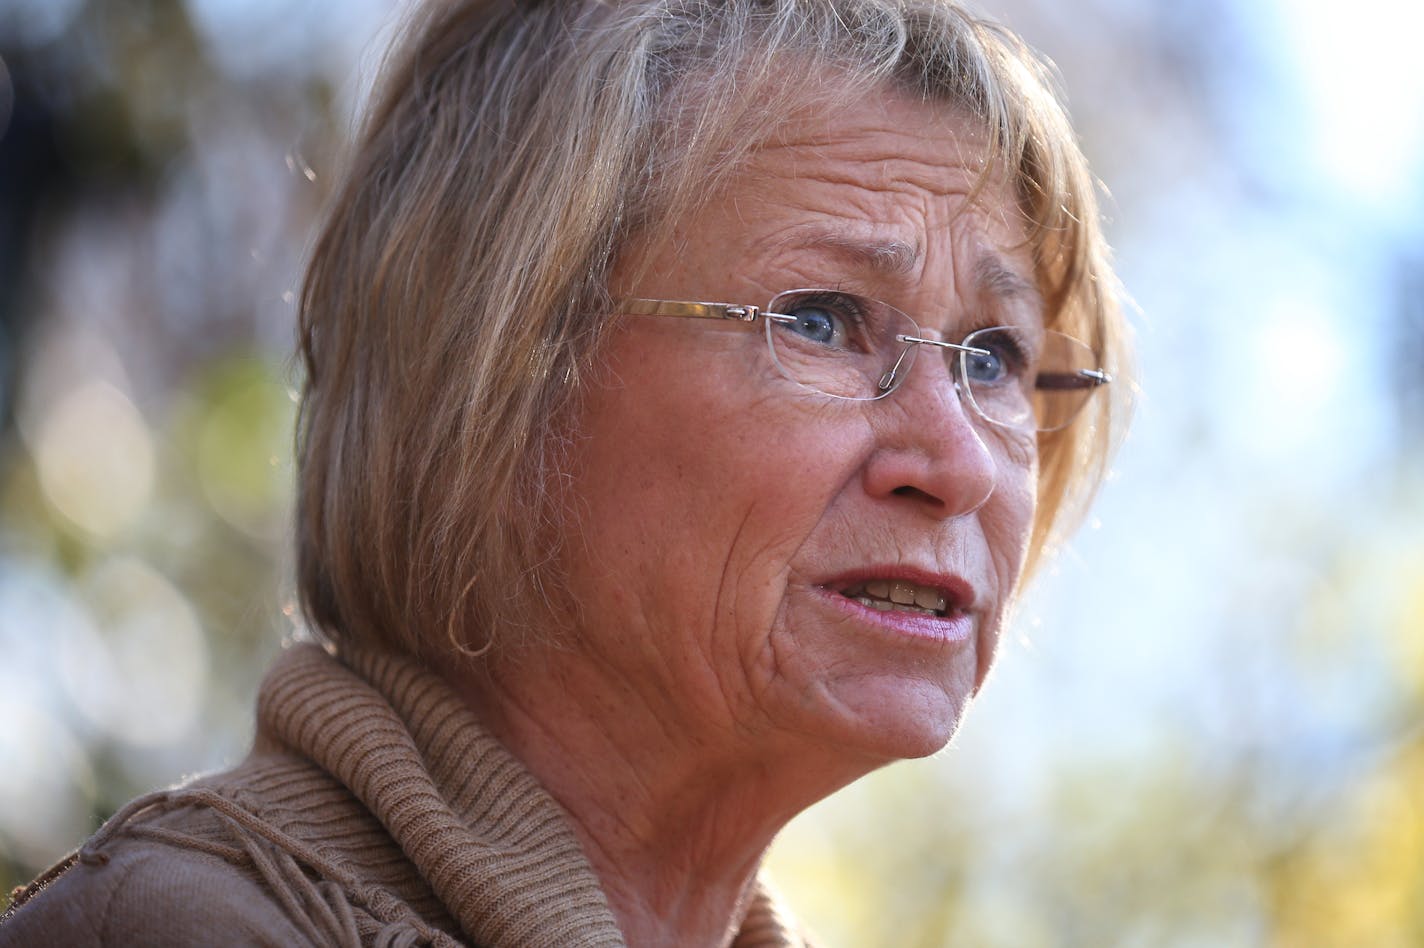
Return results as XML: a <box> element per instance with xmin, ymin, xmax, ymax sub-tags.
<box><xmin>563</xmin><ymin>92</ymin><xmax>1039</xmax><ymax>768</ymax></box>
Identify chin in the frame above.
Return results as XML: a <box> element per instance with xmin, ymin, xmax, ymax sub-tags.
<box><xmin>814</xmin><ymin>674</ymin><xmax>976</xmax><ymax>763</ymax></box>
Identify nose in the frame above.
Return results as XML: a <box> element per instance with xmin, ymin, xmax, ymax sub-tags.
<box><xmin>860</xmin><ymin>346</ymin><xmax>998</xmax><ymax>519</ymax></box>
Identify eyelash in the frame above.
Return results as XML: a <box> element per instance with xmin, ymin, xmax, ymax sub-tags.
<box><xmin>964</xmin><ymin>324</ymin><xmax>1036</xmax><ymax>372</ymax></box>
<box><xmin>786</xmin><ymin>290</ymin><xmax>871</xmax><ymax>326</ymax></box>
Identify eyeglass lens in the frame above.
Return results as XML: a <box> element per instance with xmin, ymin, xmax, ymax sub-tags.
<box><xmin>762</xmin><ymin>289</ymin><xmax>1101</xmax><ymax>432</ymax></box>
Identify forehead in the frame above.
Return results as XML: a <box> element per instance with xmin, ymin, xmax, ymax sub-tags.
<box><xmin>752</xmin><ymin>92</ymin><xmax>993</xmax><ymax>198</ymax></box>
<box><xmin>622</xmin><ymin>90</ymin><xmax>1040</xmax><ymax>321</ymax></box>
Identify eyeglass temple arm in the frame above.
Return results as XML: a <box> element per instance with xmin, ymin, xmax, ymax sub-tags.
<box><xmin>897</xmin><ymin>334</ymin><xmax>990</xmax><ymax>356</ymax></box>
<box><xmin>622</xmin><ymin>299</ymin><xmax>796</xmax><ymax>324</ymax></box>
<box><xmin>1036</xmin><ymin>369</ymin><xmax>1113</xmax><ymax>391</ymax></box>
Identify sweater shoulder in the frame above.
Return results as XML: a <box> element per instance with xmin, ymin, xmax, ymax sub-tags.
<box><xmin>0</xmin><ymin>838</ymin><xmax>312</xmax><ymax>947</ymax></box>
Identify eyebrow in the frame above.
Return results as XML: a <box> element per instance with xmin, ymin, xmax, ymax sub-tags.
<box><xmin>781</xmin><ymin>229</ymin><xmax>1041</xmax><ymax>308</ymax></box>
<box><xmin>974</xmin><ymin>254</ymin><xmax>1042</xmax><ymax>307</ymax></box>
<box><xmin>786</xmin><ymin>231</ymin><xmax>922</xmax><ymax>276</ymax></box>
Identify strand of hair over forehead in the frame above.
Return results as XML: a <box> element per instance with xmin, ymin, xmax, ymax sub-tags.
<box><xmin>611</xmin><ymin>0</ymin><xmax>1081</xmax><ymax>255</ymax></box>
<box><xmin>376</xmin><ymin>0</ymin><xmax>1085</xmax><ymax>316</ymax></box>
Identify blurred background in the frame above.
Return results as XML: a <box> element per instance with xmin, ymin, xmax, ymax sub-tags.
<box><xmin>0</xmin><ymin>0</ymin><xmax>1420</xmax><ymax>944</ymax></box>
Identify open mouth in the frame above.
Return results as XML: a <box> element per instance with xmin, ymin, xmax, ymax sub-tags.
<box><xmin>838</xmin><ymin>579</ymin><xmax>956</xmax><ymax>618</ymax></box>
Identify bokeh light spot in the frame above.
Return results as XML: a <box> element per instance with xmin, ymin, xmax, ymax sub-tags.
<box><xmin>195</xmin><ymin>360</ymin><xmax>294</xmax><ymax>539</ymax></box>
<box><xmin>0</xmin><ymin>699</ymin><xmax>95</xmax><ymax>870</ymax></box>
<box><xmin>60</xmin><ymin>557</ymin><xmax>209</xmax><ymax>748</ymax></box>
<box><xmin>1257</xmin><ymin>303</ymin><xmax>1338</xmax><ymax>411</ymax></box>
<box><xmin>1275</xmin><ymin>0</ymin><xmax>1424</xmax><ymax>213</ymax></box>
<box><xmin>0</xmin><ymin>0</ymin><xmax>84</xmax><ymax>47</ymax></box>
<box><xmin>34</xmin><ymin>381</ymin><xmax>155</xmax><ymax>538</ymax></box>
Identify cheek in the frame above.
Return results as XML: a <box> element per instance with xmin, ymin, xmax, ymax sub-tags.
<box><xmin>986</xmin><ymin>435</ymin><xmax>1038</xmax><ymax>585</ymax></box>
<box><xmin>565</xmin><ymin>339</ymin><xmax>864</xmax><ymax>629</ymax></box>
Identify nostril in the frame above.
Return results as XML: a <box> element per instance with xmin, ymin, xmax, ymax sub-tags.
<box><xmin>892</xmin><ymin>485</ymin><xmax>937</xmax><ymax>502</ymax></box>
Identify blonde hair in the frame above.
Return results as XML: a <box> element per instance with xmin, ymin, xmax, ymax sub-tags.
<box><xmin>296</xmin><ymin>0</ymin><xmax>1132</xmax><ymax>661</ymax></box>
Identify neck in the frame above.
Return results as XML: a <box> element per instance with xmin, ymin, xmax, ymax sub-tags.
<box><xmin>444</xmin><ymin>649</ymin><xmax>875</xmax><ymax>947</ymax></box>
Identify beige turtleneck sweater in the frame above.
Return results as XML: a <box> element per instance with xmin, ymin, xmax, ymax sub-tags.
<box><xmin>0</xmin><ymin>643</ymin><xmax>812</xmax><ymax>947</ymax></box>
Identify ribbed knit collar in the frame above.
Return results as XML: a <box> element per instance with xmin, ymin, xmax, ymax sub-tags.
<box><xmin>255</xmin><ymin>643</ymin><xmax>808</xmax><ymax>947</ymax></box>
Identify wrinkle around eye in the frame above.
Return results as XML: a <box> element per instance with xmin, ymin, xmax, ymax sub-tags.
<box><xmin>993</xmin><ymin>424</ymin><xmax>1038</xmax><ymax>473</ymax></box>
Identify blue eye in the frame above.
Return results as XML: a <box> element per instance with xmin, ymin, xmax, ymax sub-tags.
<box><xmin>775</xmin><ymin>292</ymin><xmax>876</xmax><ymax>350</ymax></box>
<box><xmin>786</xmin><ymin>305</ymin><xmax>844</xmax><ymax>346</ymax></box>
<box><xmin>964</xmin><ymin>348</ymin><xmax>1005</xmax><ymax>383</ymax></box>
<box><xmin>962</xmin><ymin>328</ymin><xmax>1028</xmax><ymax>385</ymax></box>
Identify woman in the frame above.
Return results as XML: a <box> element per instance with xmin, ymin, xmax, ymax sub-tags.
<box><xmin>0</xmin><ymin>0</ymin><xmax>1127</xmax><ymax>944</ymax></box>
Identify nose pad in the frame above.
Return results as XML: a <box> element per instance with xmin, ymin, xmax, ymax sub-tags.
<box><xmin>887</xmin><ymin>337</ymin><xmax>974</xmax><ymax>422</ymax></box>
<box><xmin>877</xmin><ymin>345</ymin><xmax>915</xmax><ymax>393</ymax></box>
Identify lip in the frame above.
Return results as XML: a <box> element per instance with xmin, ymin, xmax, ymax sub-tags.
<box><xmin>813</xmin><ymin>566</ymin><xmax>979</xmax><ymax>645</ymax></box>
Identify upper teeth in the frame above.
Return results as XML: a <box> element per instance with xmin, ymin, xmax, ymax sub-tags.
<box><xmin>842</xmin><ymin>579</ymin><xmax>949</xmax><ymax>615</ymax></box>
